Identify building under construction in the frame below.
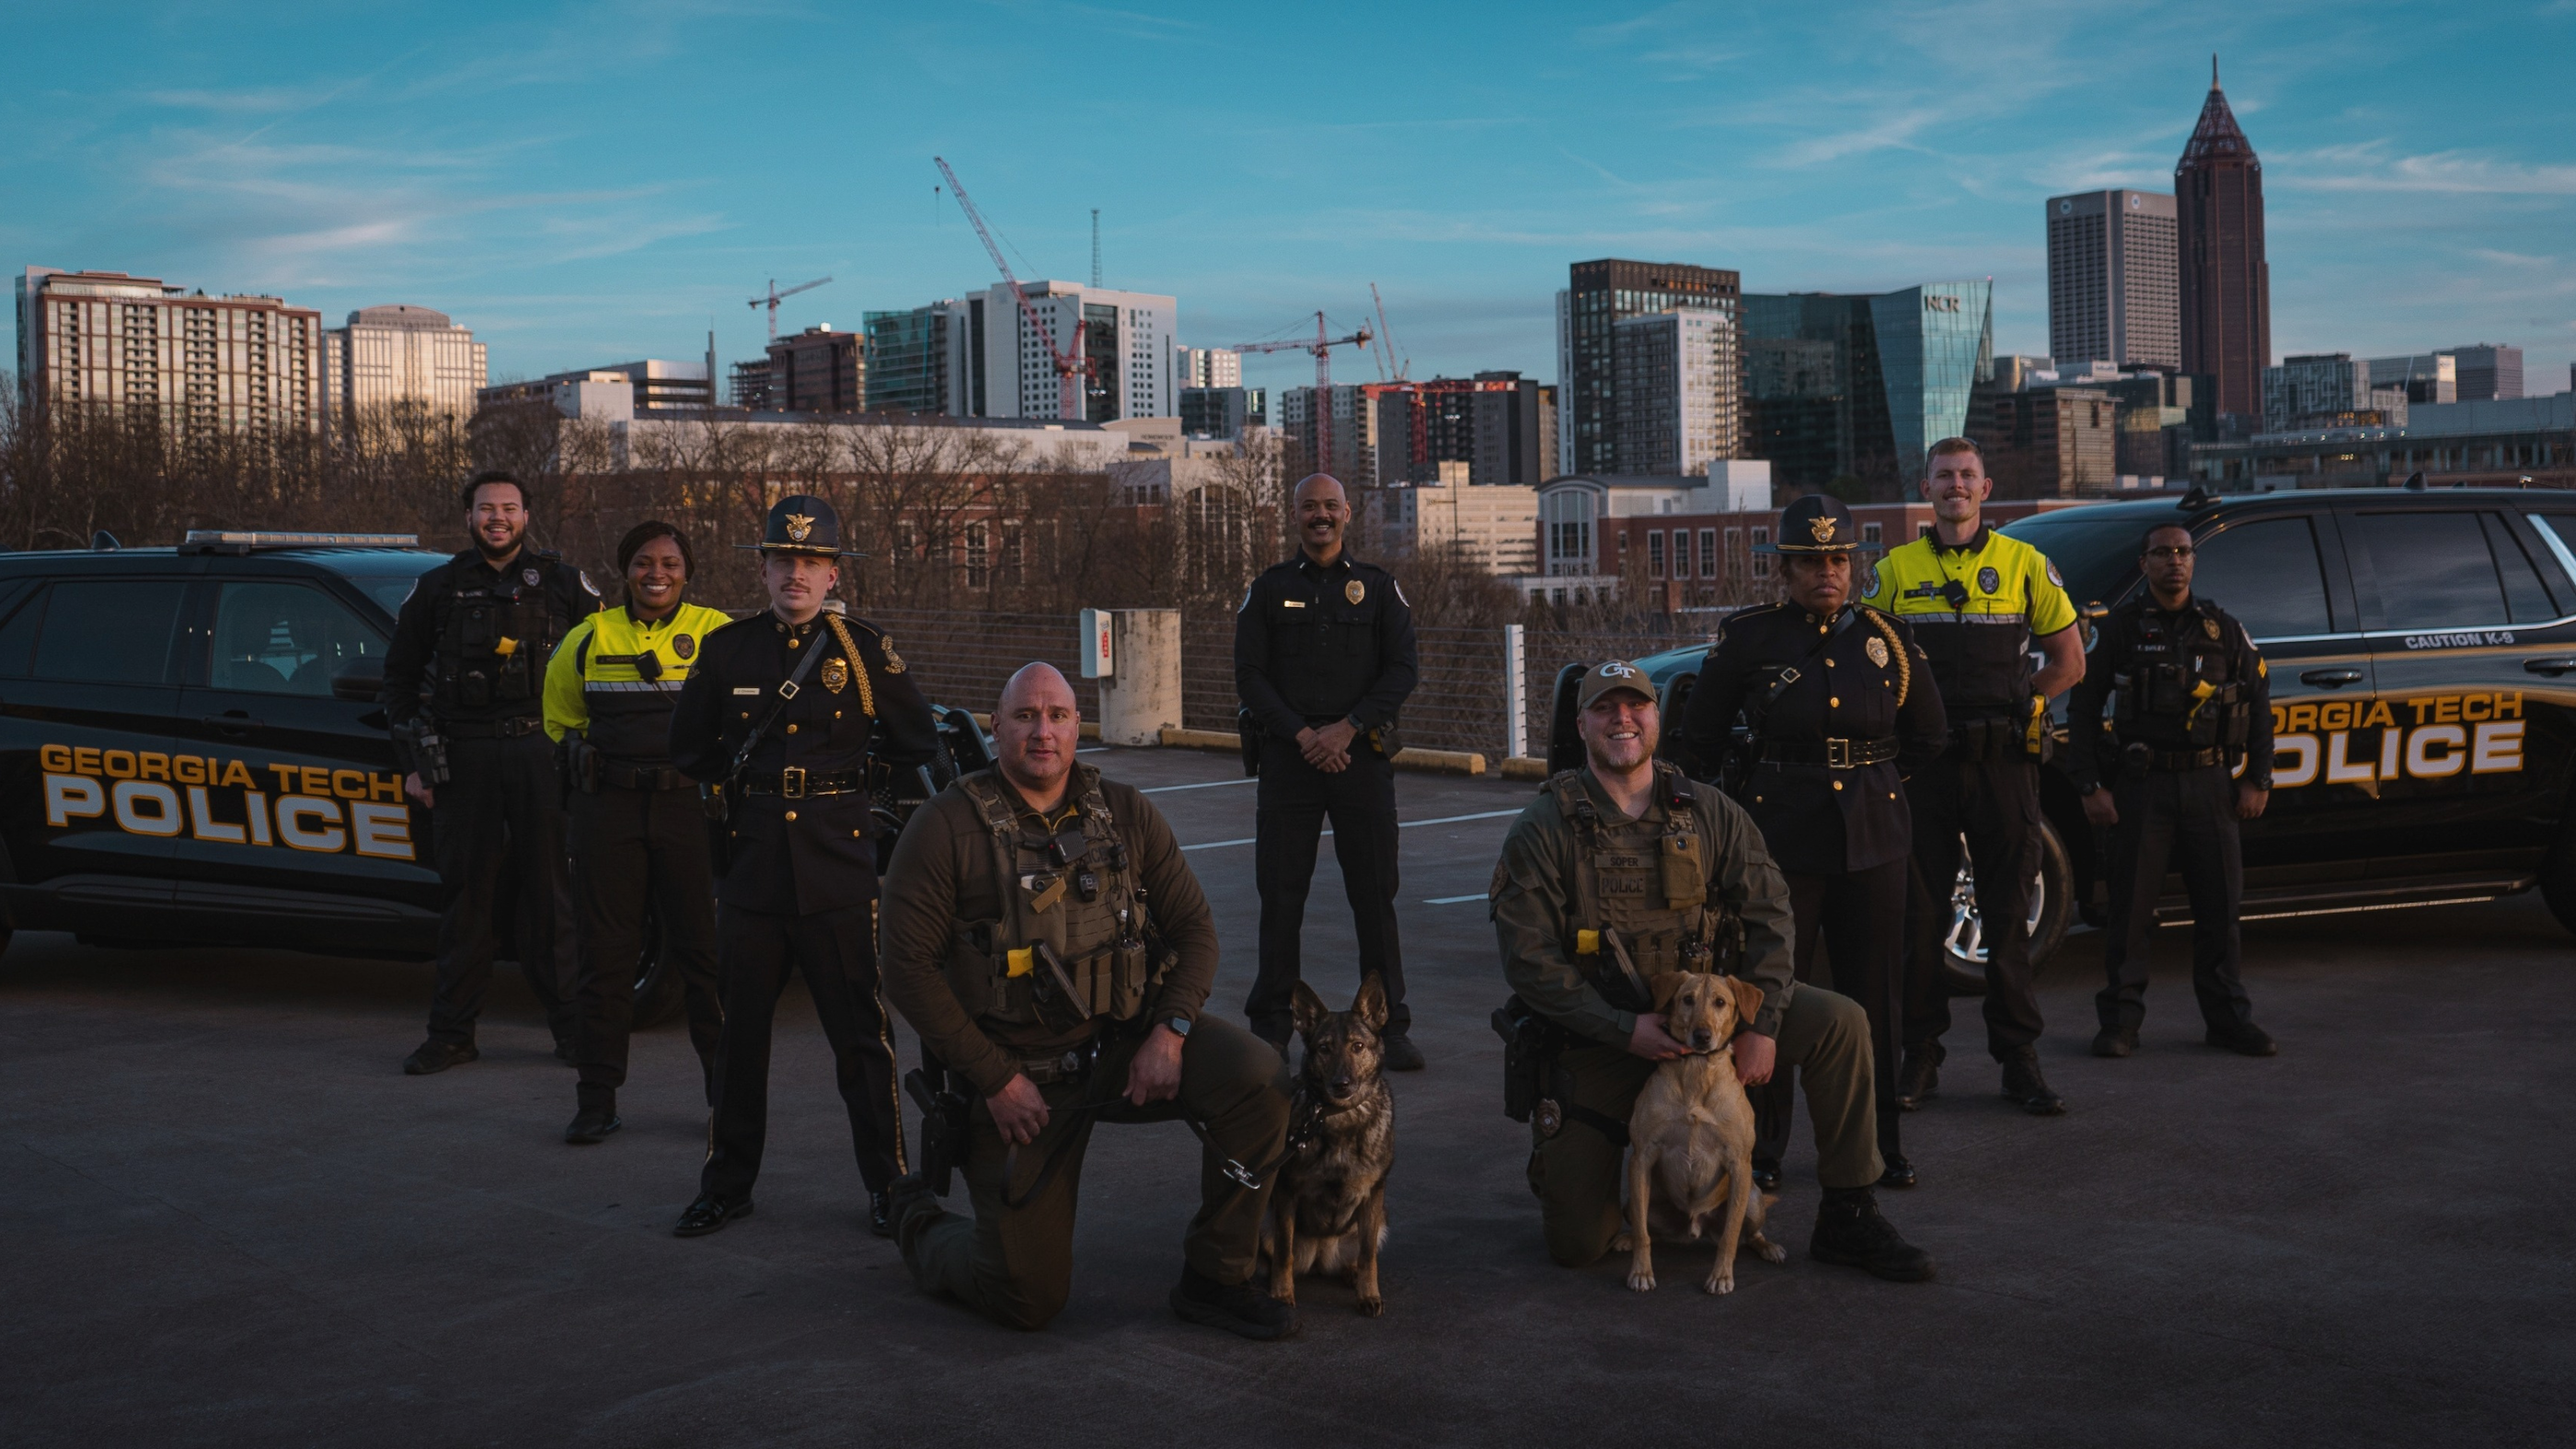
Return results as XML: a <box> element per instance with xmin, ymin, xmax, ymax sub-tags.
<box><xmin>1279</xmin><ymin>373</ymin><xmax>1558</xmax><ymax>489</ymax></box>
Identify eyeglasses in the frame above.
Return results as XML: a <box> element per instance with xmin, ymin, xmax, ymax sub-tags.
<box><xmin>2144</xmin><ymin>546</ymin><xmax>2195</xmax><ymax>559</ymax></box>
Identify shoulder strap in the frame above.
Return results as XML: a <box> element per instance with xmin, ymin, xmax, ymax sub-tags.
<box><xmin>1862</xmin><ymin>607</ymin><xmax>1911</xmax><ymax>707</ymax></box>
<box><xmin>722</xmin><ymin>629</ymin><xmax>830</xmax><ymax>780</ymax></box>
<box><xmin>822</xmin><ymin>613</ymin><xmax>877</xmax><ymax>719</ymax></box>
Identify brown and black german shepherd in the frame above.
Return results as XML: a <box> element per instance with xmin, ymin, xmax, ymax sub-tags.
<box><xmin>1259</xmin><ymin>977</ymin><xmax>1397</xmax><ymax>1317</ymax></box>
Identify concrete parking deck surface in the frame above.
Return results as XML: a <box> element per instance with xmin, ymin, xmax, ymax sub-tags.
<box><xmin>5</xmin><ymin>743</ymin><xmax>2570</xmax><ymax>1446</ymax></box>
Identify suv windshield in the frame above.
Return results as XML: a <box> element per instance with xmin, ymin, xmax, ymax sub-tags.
<box><xmin>1999</xmin><ymin>512</ymin><xmax>2153</xmax><ymax>610</ymax></box>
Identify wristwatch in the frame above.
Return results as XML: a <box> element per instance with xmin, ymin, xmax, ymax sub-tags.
<box><xmin>2077</xmin><ymin>781</ymin><xmax>2103</xmax><ymax>798</ymax></box>
<box><xmin>1164</xmin><ymin>1016</ymin><xmax>1192</xmax><ymax>1038</ymax></box>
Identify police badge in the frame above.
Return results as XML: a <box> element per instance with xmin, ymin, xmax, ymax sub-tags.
<box><xmin>673</xmin><ymin>634</ymin><xmax>695</xmax><ymax>660</ymax></box>
<box><xmin>821</xmin><ymin>655</ymin><xmax>849</xmax><ymax>694</ymax></box>
<box><xmin>1866</xmin><ymin>636</ymin><xmax>1891</xmax><ymax>667</ymax></box>
<box><xmin>785</xmin><ymin>512</ymin><xmax>816</xmax><ymax>543</ymax></box>
<box><xmin>523</xmin><ymin>567</ymin><xmax>542</xmax><ymax>588</ymax></box>
<box><xmin>1977</xmin><ymin>565</ymin><xmax>2001</xmax><ymax>594</ymax></box>
<box><xmin>2203</xmin><ymin>616</ymin><xmax>2222</xmax><ymax>639</ymax></box>
<box><xmin>1345</xmin><ymin>580</ymin><xmax>1366</xmax><ymax>605</ymax></box>
<box><xmin>879</xmin><ymin>636</ymin><xmax>906</xmax><ymax>673</ymax></box>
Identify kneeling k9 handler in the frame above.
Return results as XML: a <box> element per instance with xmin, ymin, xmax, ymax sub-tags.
<box><xmin>881</xmin><ymin>663</ymin><xmax>1296</xmax><ymax>1337</ymax></box>
<box><xmin>1490</xmin><ymin>661</ymin><xmax>1933</xmax><ymax>1281</ymax></box>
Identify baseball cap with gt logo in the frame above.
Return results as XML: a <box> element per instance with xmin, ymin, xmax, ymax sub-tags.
<box><xmin>1576</xmin><ymin>660</ymin><xmax>1657</xmax><ymax>711</ymax></box>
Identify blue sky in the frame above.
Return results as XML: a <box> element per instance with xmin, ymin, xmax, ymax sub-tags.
<box><xmin>8</xmin><ymin>1</ymin><xmax>2573</xmax><ymax>400</ymax></box>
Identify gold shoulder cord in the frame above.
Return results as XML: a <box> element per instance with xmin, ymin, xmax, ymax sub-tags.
<box><xmin>1865</xmin><ymin>608</ymin><xmax>1911</xmax><ymax>707</ymax></box>
<box><xmin>822</xmin><ymin>615</ymin><xmax>877</xmax><ymax>718</ymax></box>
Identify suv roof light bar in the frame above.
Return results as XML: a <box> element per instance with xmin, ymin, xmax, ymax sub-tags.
<box><xmin>180</xmin><ymin>530</ymin><xmax>422</xmax><ymax>555</ymax></box>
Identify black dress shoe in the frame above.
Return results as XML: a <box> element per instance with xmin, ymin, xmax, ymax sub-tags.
<box><xmin>1170</xmin><ymin>1266</ymin><xmax>1299</xmax><ymax>1340</ymax></box>
<box><xmin>1894</xmin><ymin>1044</ymin><xmax>1942</xmax><ymax>1110</ymax></box>
<box><xmin>1810</xmin><ymin>1189</ymin><xmax>1935</xmax><ymax>1282</ymax></box>
<box><xmin>1877</xmin><ymin>1153</ymin><xmax>1917</xmax><ymax>1190</ymax></box>
<box><xmin>1751</xmin><ymin>1159</ymin><xmax>1782</xmax><ymax>1193</ymax></box>
<box><xmin>2092</xmin><ymin>1027</ymin><xmax>2137</xmax><ymax>1058</ymax></box>
<box><xmin>1380</xmin><ymin>1034</ymin><xmax>1426</xmax><ymax>1072</ymax></box>
<box><xmin>673</xmin><ymin>1195</ymin><xmax>753</xmax><ymax>1237</ymax></box>
<box><xmin>2000</xmin><ymin>1054</ymin><xmax>2066</xmax><ymax>1116</ymax></box>
<box><xmin>2206</xmin><ymin>1022</ymin><xmax>2278</xmax><ymax>1057</ymax></box>
<box><xmin>868</xmin><ymin>1190</ymin><xmax>894</xmax><ymax>1237</ymax></box>
<box><xmin>402</xmin><ymin>1039</ymin><xmax>478</xmax><ymax>1075</ymax></box>
<box><xmin>564</xmin><ymin>1104</ymin><xmax>621</xmax><ymax>1144</ymax></box>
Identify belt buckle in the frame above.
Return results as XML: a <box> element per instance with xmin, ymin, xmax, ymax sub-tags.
<box><xmin>1825</xmin><ymin>737</ymin><xmax>1853</xmax><ymax>769</ymax></box>
<box><xmin>780</xmin><ymin>765</ymin><xmax>806</xmax><ymax>799</ymax></box>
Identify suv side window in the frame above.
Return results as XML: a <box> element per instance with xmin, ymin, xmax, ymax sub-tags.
<box><xmin>2344</xmin><ymin>512</ymin><xmax>2507</xmax><ymax>630</ymax></box>
<box><xmin>29</xmin><ymin>580</ymin><xmax>190</xmax><ymax>685</ymax></box>
<box><xmin>0</xmin><ymin>585</ymin><xmax>46</xmax><ymax>676</ymax></box>
<box><xmin>2478</xmin><ymin>514</ymin><xmax>2557</xmax><ymax>623</ymax></box>
<box><xmin>2194</xmin><ymin>515</ymin><xmax>2335</xmax><ymax>638</ymax></box>
<box><xmin>210</xmin><ymin>581</ymin><xmax>385</xmax><ymax>696</ymax></box>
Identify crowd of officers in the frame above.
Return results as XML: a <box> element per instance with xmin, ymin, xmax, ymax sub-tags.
<box><xmin>381</xmin><ymin>442</ymin><xmax>2275</xmax><ymax>1340</ymax></box>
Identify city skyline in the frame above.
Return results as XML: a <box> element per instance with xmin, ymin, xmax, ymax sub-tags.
<box><xmin>5</xmin><ymin>3</ymin><xmax>2571</xmax><ymax>402</ymax></box>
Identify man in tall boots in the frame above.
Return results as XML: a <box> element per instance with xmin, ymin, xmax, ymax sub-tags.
<box><xmin>667</xmin><ymin>495</ymin><xmax>940</xmax><ymax>1239</ymax></box>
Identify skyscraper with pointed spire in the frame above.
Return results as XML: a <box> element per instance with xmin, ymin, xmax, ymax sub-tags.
<box><xmin>2175</xmin><ymin>55</ymin><xmax>2271</xmax><ymax>423</ymax></box>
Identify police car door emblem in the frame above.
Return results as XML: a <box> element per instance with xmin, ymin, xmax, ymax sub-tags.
<box><xmin>1345</xmin><ymin>581</ymin><xmax>1365</xmax><ymax>604</ymax></box>
<box><xmin>1977</xmin><ymin>565</ymin><xmax>2000</xmax><ymax>594</ymax></box>
<box><xmin>1866</xmin><ymin>636</ymin><xmax>1890</xmax><ymax>667</ymax></box>
<box><xmin>673</xmin><ymin>634</ymin><xmax>695</xmax><ymax>660</ymax></box>
<box><xmin>523</xmin><ymin>568</ymin><xmax>541</xmax><ymax>588</ymax></box>
<box><xmin>786</xmin><ymin>512</ymin><xmax>816</xmax><ymax>543</ymax></box>
<box><xmin>821</xmin><ymin>655</ymin><xmax>848</xmax><ymax>694</ymax></box>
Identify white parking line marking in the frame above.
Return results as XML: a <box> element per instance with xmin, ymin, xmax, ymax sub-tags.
<box><xmin>1179</xmin><ymin>808</ymin><xmax>1523</xmax><ymax>852</ymax></box>
<box><xmin>1141</xmin><ymin>777</ymin><xmax>1259</xmax><ymax>794</ymax></box>
<box><xmin>1423</xmin><ymin>893</ymin><xmax>1485</xmax><ymax>904</ymax></box>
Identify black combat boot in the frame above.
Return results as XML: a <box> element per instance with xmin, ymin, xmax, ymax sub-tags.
<box><xmin>1751</xmin><ymin>1157</ymin><xmax>1782</xmax><ymax>1193</ymax></box>
<box><xmin>2205</xmin><ymin>1022</ymin><xmax>2278</xmax><ymax>1057</ymax></box>
<box><xmin>1170</xmin><ymin>1266</ymin><xmax>1299</xmax><ymax>1340</ymax></box>
<box><xmin>2092</xmin><ymin>1025</ymin><xmax>2138</xmax><ymax>1058</ymax></box>
<box><xmin>563</xmin><ymin>1087</ymin><xmax>621</xmax><ymax>1144</ymax></box>
<box><xmin>1381</xmin><ymin>1033</ymin><xmax>1426</xmax><ymax>1072</ymax></box>
<box><xmin>1895</xmin><ymin>1041</ymin><xmax>1942</xmax><ymax>1110</ymax></box>
<box><xmin>2000</xmin><ymin>1052</ymin><xmax>2065</xmax><ymax>1115</ymax></box>
<box><xmin>402</xmin><ymin>1039</ymin><xmax>478</xmax><ymax>1075</ymax></box>
<box><xmin>1810</xmin><ymin>1188</ymin><xmax>1935</xmax><ymax>1282</ymax></box>
<box><xmin>868</xmin><ymin>1190</ymin><xmax>894</xmax><ymax>1238</ymax></box>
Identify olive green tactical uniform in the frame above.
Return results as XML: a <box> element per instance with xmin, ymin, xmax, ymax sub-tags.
<box><xmin>1491</xmin><ymin>765</ymin><xmax>1884</xmax><ymax>1268</ymax></box>
<box><xmin>880</xmin><ymin>765</ymin><xmax>1288</xmax><ymax>1330</ymax></box>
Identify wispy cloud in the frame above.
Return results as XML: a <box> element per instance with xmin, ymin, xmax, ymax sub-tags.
<box><xmin>2280</xmin><ymin>143</ymin><xmax>2576</xmax><ymax>195</ymax></box>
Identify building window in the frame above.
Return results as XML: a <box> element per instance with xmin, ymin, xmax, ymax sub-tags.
<box><xmin>1698</xmin><ymin>528</ymin><xmax>1718</xmax><ymax>579</ymax></box>
<box><xmin>1861</xmin><ymin>522</ymin><xmax>1882</xmax><ymax>545</ymax></box>
<box><xmin>964</xmin><ymin>523</ymin><xmax>990</xmax><ymax>587</ymax></box>
<box><xmin>1918</xmin><ymin>523</ymin><xmax>1935</xmax><ymax>539</ymax></box>
<box><xmin>1648</xmin><ymin>530</ymin><xmax>1666</xmax><ymax>578</ymax></box>
<box><xmin>1751</xmin><ymin>526</ymin><xmax>1771</xmax><ymax>579</ymax></box>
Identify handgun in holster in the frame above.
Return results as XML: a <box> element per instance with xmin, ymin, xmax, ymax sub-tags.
<box><xmin>392</xmin><ymin>715</ymin><xmax>452</xmax><ymax>788</ymax></box>
<box><xmin>903</xmin><ymin>1066</ymin><xmax>972</xmax><ymax>1197</ymax></box>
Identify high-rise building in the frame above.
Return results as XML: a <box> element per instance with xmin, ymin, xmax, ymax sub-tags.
<box><xmin>766</xmin><ymin>326</ymin><xmax>864</xmax><ymax>413</ymax></box>
<box><xmin>2444</xmin><ymin>343</ymin><xmax>2524</xmax><ymax>402</ymax></box>
<box><xmin>15</xmin><ymin>266</ymin><xmax>322</xmax><ymax>433</ymax></box>
<box><xmin>863</xmin><ymin>301</ymin><xmax>973</xmax><ymax>416</ymax></box>
<box><xmin>1611</xmin><ymin>309</ymin><xmax>1740</xmax><ymax>476</ymax></box>
<box><xmin>478</xmin><ymin>360</ymin><xmax>713</xmax><ymax>414</ymax></box>
<box><xmin>2175</xmin><ymin>59</ymin><xmax>2271</xmax><ymax>424</ymax></box>
<box><xmin>1557</xmin><ymin>259</ymin><xmax>1741</xmax><ymax>476</ymax></box>
<box><xmin>2045</xmin><ymin>190</ymin><xmax>2179</xmax><ymax>370</ymax></box>
<box><xmin>1179</xmin><ymin>385</ymin><xmax>1265</xmax><ymax>439</ymax></box>
<box><xmin>322</xmin><ymin>305</ymin><xmax>486</xmax><ymax>427</ymax></box>
<box><xmin>2262</xmin><ymin>353</ymin><xmax>2407</xmax><ymax>432</ymax></box>
<box><xmin>1739</xmin><ymin>282</ymin><xmax>1993</xmax><ymax>492</ymax></box>
<box><xmin>2367</xmin><ymin>352</ymin><xmax>2456</xmax><ymax>407</ymax></box>
<box><xmin>972</xmin><ymin>282</ymin><xmax>1176</xmax><ymax>423</ymax></box>
<box><xmin>1279</xmin><ymin>384</ymin><xmax>1382</xmax><ymax>483</ymax></box>
<box><xmin>1177</xmin><ymin>346</ymin><xmax>1241</xmax><ymax>390</ymax></box>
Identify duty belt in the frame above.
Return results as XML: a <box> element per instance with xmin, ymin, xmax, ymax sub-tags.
<box><xmin>1761</xmin><ymin>735</ymin><xmax>1900</xmax><ymax>768</ymax></box>
<box><xmin>737</xmin><ymin>767</ymin><xmax>865</xmax><ymax>799</ymax></box>
<box><xmin>443</xmin><ymin>716</ymin><xmax>543</xmax><ymax>740</ymax></box>
<box><xmin>1019</xmin><ymin>1044</ymin><xmax>1095</xmax><ymax>1085</ymax></box>
<box><xmin>597</xmin><ymin>758</ymin><xmax>690</xmax><ymax>791</ymax></box>
<box><xmin>2138</xmin><ymin>745</ymin><xmax>2225</xmax><ymax>772</ymax></box>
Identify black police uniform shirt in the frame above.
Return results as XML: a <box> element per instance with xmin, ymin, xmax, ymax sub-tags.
<box><xmin>1684</xmin><ymin>602</ymin><xmax>1949</xmax><ymax>876</ymax></box>
<box><xmin>2064</xmin><ymin>593</ymin><xmax>2275</xmax><ymax>796</ymax></box>
<box><xmin>383</xmin><ymin>547</ymin><xmax>600</xmax><ymax>740</ymax></box>
<box><xmin>1234</xmin><ymin>552</ymin><xmax>1420</xmax><ymax>742</ymax></box>
<box><xmin>668</xmin><ymin>610</ymin><xmax>939</xmax><ymax>915</ymax></box>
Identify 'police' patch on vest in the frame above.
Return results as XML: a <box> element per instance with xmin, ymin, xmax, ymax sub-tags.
<box><xmin>1977</xmin><ymin>565</ymin><xmax>2001</xmax><ymax>594</ymax></box>
<box><xmin>673</xmin><ymin>634</ymin><xmax>695</xmax><ymax>660</ymax></box>
<box><xmin>821</xmin><ymin>656</ymin><xmax>848</xmax><ymax>694</ymax></box>
<box><xmin>1600</xmin><ymin>876</ymin><xmax>1650</xmax><ymax>895</ymax></box>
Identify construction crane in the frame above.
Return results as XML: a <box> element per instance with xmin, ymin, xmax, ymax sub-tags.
<box><xmin>1235</xmin><ymin>312</ymin><xmax>1373</xmax><ymax>472</ymax></box>
<box><xmin>934</xmin><ymin>155</ymin><xmax>1087</xmax><ymax>421</ymax></box>
<box><xmin>749</xmin><ymin>276</ymin><xmax>831</xmax><ymax>346</ymax></box>
<box><xmin>1369</xmin><ymin>282</ymin><xmax>1409</xmax><ymax>381</ymax></box>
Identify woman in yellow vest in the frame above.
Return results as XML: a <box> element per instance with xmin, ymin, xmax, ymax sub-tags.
<box><xmin>544</xmin><ymin>522</ymin><xmax>735</xmax><ymax>1144</ymax></box>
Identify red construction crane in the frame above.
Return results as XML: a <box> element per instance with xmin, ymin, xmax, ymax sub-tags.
<box><xmin>934</xmin><ymin>155</ymin><xmax>1087</xmax><ymax>421</ymax></box>
<box><xmin>1235</xmin><ymin>312</ymin><xmax>1373</xmax><ymax>471</ymax></box>
<box><xmin>1370</xmin><ymin>282</ymin><xmax>1409</xmax><ymax>381</ymax></box>
<box><xmin>749</xmin><ymin>276</ymin><xmax>831</xmax><ymax>346</ymax></box>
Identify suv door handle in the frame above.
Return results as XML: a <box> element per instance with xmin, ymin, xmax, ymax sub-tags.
<box><xmin>2524</xmin><ymin>657</ymin><xmax>2576</xmax><ymax>677</ymax></box>
<box><xmin>2300</xmin><ymin>668</ymin><xmax>2365</xmax><ymax>688</ymax></box>
<box><xmin>201</xmin><ymin>712</ymin><xmax>264</xmax><ymax>736</ymax></box>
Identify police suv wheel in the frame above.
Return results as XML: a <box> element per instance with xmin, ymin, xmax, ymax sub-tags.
<box><xmin>1940</xmin><ymin>820</ymin><xmax>2074</xmax><ymax>995</ymax></box>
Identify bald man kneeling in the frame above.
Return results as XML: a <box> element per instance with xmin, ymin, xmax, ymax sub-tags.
<box><xmin>880</xmin><ymin>664</ymin><xmax>1297</xmax><ymax>1338</ymax></box>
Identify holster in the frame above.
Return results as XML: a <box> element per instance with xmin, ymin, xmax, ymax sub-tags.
<box><xmin>903</xmin><ymin>1067</ymin><xmax>972</xmax><ymax>1197</ymax></box>
<box><xmin>702</xmin><ymin>782</ymin><xmax>735</xmax><ymax>876</ymax></box>
<box><xmin>1490</xmin><ymin>994</ymin><xmax>1565</xmax><ymax>1124</ymax></box>
<box><xmin>1237</xmin><ymin>707</ymin><xmax>1260</xmax><ymax>778</ymax></box>
<box><xmin>561</xmin><ymin>734</ymin><xmax>600</xmax><ymax>794</ymax></box>
<box><xmin>1369</xmin><ymin>719</ymin><xmax>1402</xmax><ymax>759</ymax></box>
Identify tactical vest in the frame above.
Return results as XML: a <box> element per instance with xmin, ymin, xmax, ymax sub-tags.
<box><xmin>436</xmin><ymin>553</ymin><xmax>575</xmax><ymax>714</ymax></box>
<box><xmin>2113</xmin><ymin>602</ymin><xmax>2250</xmax><ymax>752</ymax></box>
<box><xmin>944</xmin><ymin>766</ymin><xmax>1156</xmax><ymax>1033</ymax></box>
<box><xmin>573</xmin><ymin>601</ymin><xmax>731</xmax><ymax>761</ymax></box>
<box><xmin>1547</xmin><ymin>762</ymin><xmax>1739</xmax><ymax>1010</ymax></box>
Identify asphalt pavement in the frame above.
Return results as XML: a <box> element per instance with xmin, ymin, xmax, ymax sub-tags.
<box><xmin>4</xmin><ymin>742</ymin><xmax>2571</xmax><ymax>1447</ymax></box>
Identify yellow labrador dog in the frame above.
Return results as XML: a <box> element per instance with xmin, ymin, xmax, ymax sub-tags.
<box><xmin>1621</xmin><ymin>971</ymin><xmax>1784</xmax><ymax>1294</ymax></box>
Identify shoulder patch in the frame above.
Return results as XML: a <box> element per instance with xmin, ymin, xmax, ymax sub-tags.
<box><xmin>2045</xmin><ymin>558</ymin><xmax>2064</xmax><ymax>589</ymax></box>
<box><xmin>1487</xmin><ymin>857</ymin><xmax>1510</xmax><ymax>903</ymax></box>
<box><xmin>579</xmin><ymin>569</ymin><xmax>600</xmax><ymax>597</ymax></box>
<box><xmin>1238</xmin><ymin>586</ymin><xmax>1255</xmax><ymax>614</ymax></box>
<box><xmin>1392</xmin><ymin>577</ymin><xmax>1408</xmax><ymax>607</ymax></box>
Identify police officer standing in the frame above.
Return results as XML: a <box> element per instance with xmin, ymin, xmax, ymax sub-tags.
<box><xmin>543</xmin><ymin>521</ymin><xmax>733</xmax><ymax>1144</ymax></box>
<box><xmin>880</xmin><ymin>663</ymin><xmax>1294</xmax><ymax>1339</ymax></box>
<box><xmin>666</xmin><ymin>495</ymin><xmax>940</xmax><ymax>1239</ymax></box>
<box><xmin>2068</xmin><ymin>523</ymin><xmax>2278</xmax><ymax>1058</ymax></box>
<box><xmin>1236</xmin><ymin>473</ymin><xmax>1424</xmax><ymax>1069</ymax></box>
<box><xmin>1863</xmin><ymin>439</ymin><xmax>2084</xmax><ymax>1116</ymax></box>
<box><xmin>385</xmin><ymin>469</ymin><xmax>600</xmax><ymax>1075</ymax></box>
<box><xmin>1686</xmin><ymin>495</ymin><xmax>1948</xmax><ymax>1189</ymax></box>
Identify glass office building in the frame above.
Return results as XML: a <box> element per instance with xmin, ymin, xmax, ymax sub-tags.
<box><xmin>1870</xmin><ymin>281</ymin><xmax>1994</xmax><ymax>479</ymax></box>
<box><xmin>1742</xmin><ymin>282</ymin><xmax>1993</xmax><ymax>493</ymax></box>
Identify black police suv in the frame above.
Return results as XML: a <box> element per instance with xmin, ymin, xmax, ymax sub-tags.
<box><xmin>1551</xmin><ymin>486</ymin><xmax>2576</xmax><ymax>987</ymax></box>
<box><xmin>0</xmin><ymin>531</ymin><xmax>994</xmax><ymax>1029</ymax></box>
